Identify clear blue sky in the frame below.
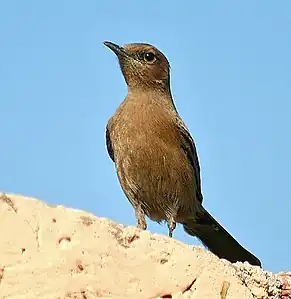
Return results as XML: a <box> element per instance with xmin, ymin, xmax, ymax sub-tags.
<box><xmin>0</xmin><ymin>1</ymin><xmax>290</xmax><ymax>272</ymax></box>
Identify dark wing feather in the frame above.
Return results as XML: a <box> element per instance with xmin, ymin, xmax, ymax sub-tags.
<box><xmin>106</xmin><ymin>125</ymin><xmax>115</xmax><ymax>162</ymax></box>
<box><xmin>176</xmin><ymin>117</ymin><xmax>203</xmax><ymax>203</ymax></box>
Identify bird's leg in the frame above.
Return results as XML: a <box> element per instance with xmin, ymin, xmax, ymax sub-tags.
<box><xmin>135</xmin><ymin>205</ymin><xmax>147</xmax><ymax>230</ymax></box>
<box><xmin>167</xmin><ymin>217</ymin><xmax>176</xmax><ymax>238</ymax></box>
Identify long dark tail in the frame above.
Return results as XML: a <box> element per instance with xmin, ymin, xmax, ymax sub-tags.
<box><xmin>183</xmin><ymin>207</ymin><xmax>261</xmax><ymax>267</ymax></box>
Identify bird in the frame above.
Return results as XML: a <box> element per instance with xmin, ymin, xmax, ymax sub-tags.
<box><xmin>103</xmin><ymin>40</ymin><xmax>261</xmax><ymax>267</ymax></box>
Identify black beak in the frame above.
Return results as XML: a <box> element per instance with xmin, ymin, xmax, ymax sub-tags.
<box><xmin>104</xmin><ymin>41</ymin><xmax>130</xmax><ymax>58</ymax></box>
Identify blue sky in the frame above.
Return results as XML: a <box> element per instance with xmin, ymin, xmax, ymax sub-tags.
<box><xmin>0</xmin><ymin>1</ymin><xmax>290</xmax><ymax>272</ymax></box>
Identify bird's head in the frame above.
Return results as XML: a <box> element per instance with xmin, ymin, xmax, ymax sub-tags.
<box><xmin>104</xmin><ymin>41</ymin><xmax>171</xmax><ymax>91</ymax></box>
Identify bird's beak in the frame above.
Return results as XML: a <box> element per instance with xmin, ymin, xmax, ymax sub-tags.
<box><xmin>104</xmin><ymin>41</ymin><xmax>130</xmax><ymax>58</ymax></box>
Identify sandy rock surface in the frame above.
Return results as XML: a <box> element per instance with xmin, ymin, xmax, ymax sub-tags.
<box><xmin>0</xmin><ymin>193</ymin><xmax>287</xmax><ymax>298</ymax></box>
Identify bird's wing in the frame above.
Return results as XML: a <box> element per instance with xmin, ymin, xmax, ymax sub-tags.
<box><xmin>175</xmin><ymin>117</ymin><xmax>203</xmax><ymax>203</ymax></box>
<box><xmin>106</xmin><ymin>124</ymin><xmax>115</xmax><ymax>162</ymax></box>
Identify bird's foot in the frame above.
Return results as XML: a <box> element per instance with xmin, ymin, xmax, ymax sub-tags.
<box><xmin>167</xmin><ymin>218</ymin><xmax>176</xmax><ymax>238</ymax></box>
<box><xmin>137</xmin><ymin>218</ymin><xmax>147</xmax><ymax>230</ymax></box>
<box><xmin>135</xmin><ymin>205</ymin><xmax>147</xmax><ymax>230</ymax></box>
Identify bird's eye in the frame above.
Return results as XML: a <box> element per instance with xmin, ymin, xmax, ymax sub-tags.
<box><xmin>144</xmin><ymin>52</ymin><xmax>156</xmax><ymax>63</ymax></box>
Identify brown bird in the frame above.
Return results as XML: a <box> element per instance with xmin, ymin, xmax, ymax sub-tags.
<box><xmin>104</xmin><ymin>41</ymin><xmax>261</xmax><ymax>267</ymax></box>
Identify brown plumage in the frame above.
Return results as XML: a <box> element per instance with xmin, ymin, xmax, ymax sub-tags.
<box><xmin>104</xmin><ymin>41</ymin><xmax>261</xmax><ymax>267</ymax></box>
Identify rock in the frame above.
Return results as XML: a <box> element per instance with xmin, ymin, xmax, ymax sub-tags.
<box><xmin>0</xmin><ymin>193</ymin><xmax>286</xmax><ymax>298</ymax></box>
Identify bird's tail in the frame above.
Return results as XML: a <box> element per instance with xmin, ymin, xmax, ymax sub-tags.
<box><xmin>182</xmin><ymin>207</ymin><xmax>261</xmax><ymax>267</ymax></box>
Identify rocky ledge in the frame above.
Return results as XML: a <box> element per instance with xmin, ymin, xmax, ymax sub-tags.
<box><xmin>0</xmin><ymin>193</ymin><xmax>290</xmax><ymax>298</ymax></box>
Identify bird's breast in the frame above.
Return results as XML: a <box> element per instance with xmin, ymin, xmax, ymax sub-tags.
<box><xmin>108</xmin><ymin>101</ymin><xmax>197</xmax><ymax>221</ymax></box>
